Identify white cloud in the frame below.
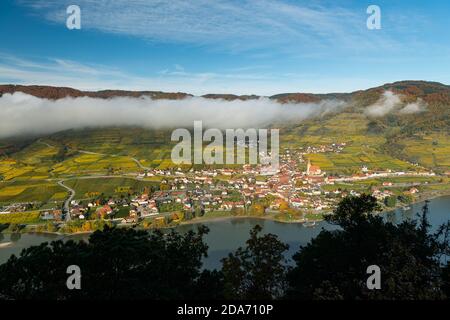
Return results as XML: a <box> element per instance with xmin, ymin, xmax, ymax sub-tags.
<box><xmin>365</xmin><ymin>91</ymin><xmax>428</xmax><ymax>117</ymax></box>
<box><xmin>399</xmin><ymin>99</ymin><xmax>427</xmax><ymax>114</ymax></box>
<box><xmin>17</xmin><ymin>0</ymin><xmax>398</xmax><ymax>53</ymax></box>
<box><xmin>0</xmin><ymin>92</ymin><xmax>346</xmax><ymax>138</ymax></box>
<box><xmin>365</xmin><ymin>91</ymin><xmax>402</xmax><ymax>117</ymax></box>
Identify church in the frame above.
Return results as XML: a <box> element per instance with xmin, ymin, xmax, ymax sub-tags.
<box><xmin>306</xmin><ymin>159</ymin><xmax>322</xmax><ymax>176</ymax></box>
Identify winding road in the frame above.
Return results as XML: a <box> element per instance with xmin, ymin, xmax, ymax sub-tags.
<box><xmin>39</xmin><ymin>139</ymin><xmax>154</xmax><ymax>221</ymax></box>
<box><xmin>57</xmin><ymin>180</ymin><xmax>75</xmax><ymax>222</ymax></box>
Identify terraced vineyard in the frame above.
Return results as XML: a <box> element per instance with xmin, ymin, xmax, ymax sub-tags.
<box><xmin>64</xmin><ymin>177</ymin><xmax>161</xmax><ymax>199</ymax></box>
<box><xmin>1</xmin><ymin>120</ymin><xmax>447</xmax><ymax>207</ymax></box>
<box><xmin>0</xmin><ymin>81</ymin><xmax>449</xmax><ymax>207</ymax></box>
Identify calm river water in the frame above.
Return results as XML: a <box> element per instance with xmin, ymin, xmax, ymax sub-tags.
<box><xmin>1</xmin><ymin>196</ymin><xmax>449</xmax><ymax>269</ymax></box>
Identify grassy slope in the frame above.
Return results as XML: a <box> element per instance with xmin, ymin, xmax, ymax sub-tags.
<box><xmin>64</xmin><ymin>177</ymin><xmax>160</xmax><ymax>199</ymax></box>
<box><xmin>1</xmin><ymin>82</ymin><xmax>449</xmax><ymax>205</ymax></box>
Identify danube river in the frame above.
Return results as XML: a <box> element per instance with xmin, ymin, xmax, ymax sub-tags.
<box><xmin>0</xmin><ymin>196</ymin><xmax>449</xmax><ymax>269</ymax></box>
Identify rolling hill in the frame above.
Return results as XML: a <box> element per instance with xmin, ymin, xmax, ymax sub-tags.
<box><xmin>0</xmin><ymin>81</ymin><xmax>448</xmax><ymax>206</ymax></box>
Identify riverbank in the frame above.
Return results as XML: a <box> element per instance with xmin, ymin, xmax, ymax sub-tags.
<box><xmin>385</xmin><ymin>189</ymin><xmax>450</xmax><ymax>213</ymax></box>
<box><xmin>1</xmin><ymin>191</ymin><xmax>449</xmax><ymax>236</ymax></box>
<box><xmin>413</xmin><ymin>189</ymin><xmax>450</xmax><ymax>203</ymax></box>
<box><xmin>0</xmin><ymin>242</ymin><xmax>12</xmax><ymax>248</ymax></box>
<box><xmin>0</xmin><ymin>228</ymin><xmax>94</xmax><ymax>236</ymax></box>
<box><xmin>179</xmin><ymin>214</ymin><xmax>304</xmax><ymax>227</ymax></box>
<box><xmin>178</xmin><ymin>190</ymin><xmax>450</xmax><ymax>227</ymax></box>
<box><xmin>1</xmin><ymin>196</ymin><xmax>449</xmax><ymax>268</ymax></box>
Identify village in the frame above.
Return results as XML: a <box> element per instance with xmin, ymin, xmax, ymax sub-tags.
<box><xmin>0</xmin><ymin>141</ymin><xmax>439</xmax><ymax>231</ymax></box>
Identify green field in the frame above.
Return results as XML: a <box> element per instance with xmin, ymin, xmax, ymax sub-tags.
<box><xmin>0</xmin><ymin>211</ymin><xmax>41</xmax><ymax>224</ymax></box>
<box><xmin>64</xmin><ymin>177</ymin><xmax>160</xmax><ymax>199</ymax></box>
<box><xmin>0</xmin><ymin>180</ymin><xmax>67</xmax><ymax>205</ymax></box>
<box><xmin>281</xmin><ymin>112</ymin><xmax>419</xmax><ymax>174</ymax></box>
<box><xmin>0</xmin><ymin>108</ymin><xmax>448</xmax><ymax>205</ymax></box>
<box><xmin>399</xmin><ymin>133</ymin><xmax>450</xmax><ymax>172</ymax></box>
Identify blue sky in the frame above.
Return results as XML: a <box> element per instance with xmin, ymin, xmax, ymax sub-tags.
<box><xmin>0</xmin><ymin>0</ymin><xmax>449</xmax><ymax>95</ymax></box>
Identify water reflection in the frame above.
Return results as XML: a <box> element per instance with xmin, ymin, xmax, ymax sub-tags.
<box><xmin>10</xmin><ymin>233</ymin><xmax>21</xmax><ymax>242</ymax></box>
<box><xmin>401</xmin><ymin>209</ymin><xmax>414</xmax><ymax>221</ymax></box>
<box><xmin>0</xmin><ymin>196</ymin><xmax>449</xmax><ymax>269</ymax></box>
<box><xmin>385</xmin><ymin>211</ymin><xmax>397</xmax><ymax>224</ymax></box>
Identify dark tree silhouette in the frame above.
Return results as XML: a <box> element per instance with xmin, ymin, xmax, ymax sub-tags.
<box><xmin>286</xmin><ymin>195</ymin><xmax>448</xmax><ymax>300</ymax></box>
<box><xmin>221</xmin><ymin>225</ymin><xmax>289</xmax><ymax>300</ymax></box>
<box><xmin>0</xmin><ymin>195</ymin><xmax>448</xmax><ymax>300</ymax></box>
<box><xmin>0</xmin><ymin>225</ymin><xmax>213</xmax><ymax>300</ymax></box>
